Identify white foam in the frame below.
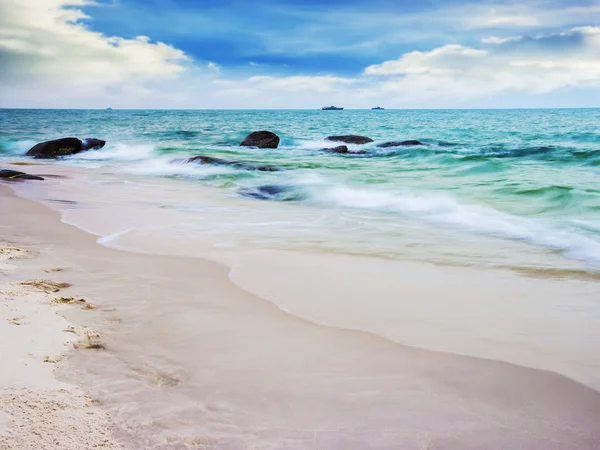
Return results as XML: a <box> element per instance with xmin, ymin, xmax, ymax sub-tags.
<box><xmin>70</xmin><ymin>142</ymin><xmax>156</xmax><ymax>161</ymax></box>
<box><xmin>305</xmin><ymin>183</ymin><xmax>600</xmax><ymax>266</ymax></box>
<box><xmin>1</xmin><ymin>139</ymin><xmax>38</xmax><ymax>155</ymax></box>
<box><xmin>123</xmin><ymin>158</ymin><xmax>239</xmax><ymax>178</ymax></box>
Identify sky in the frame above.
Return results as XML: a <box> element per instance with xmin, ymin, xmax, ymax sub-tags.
<box><xmin>1</xmin><ymin>0</ymin><xmax>600</xmax><ymax>108</ymax></box>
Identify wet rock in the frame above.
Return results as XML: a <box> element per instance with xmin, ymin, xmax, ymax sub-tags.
<box><xmin>377</xmin><ymin>140</ymin><xmax>426</xmax><ymax>148</ymax></box>
<box><xmin>326</xmin><ymin>135</ymin><xmax>373</xmax><ymax>145</ymax></box>
<box><xmin>238</xmin><ymin>185</ymin><xmax>299</xmax><ymax>201</ymax></box>
<box><xmin>321</xmin><ymin>145</ymin><xmax>368</xmax><ymax>155</ymax></box>
<box><xmin>0</xmin><ymin>169</ymin><xmax>44</xmax><ymax>181</ymax></box>
<box><xmin>323</xmin><ymin>145</ymin><xmax>349</xmax><ymax>153</ymax></box>
<box><xmin>26</xmin><ymin>137</ymin><xmax>82</xmax><ymax>158</ymax></box>
<box><xmin>26</xmin><ymin>137</ymin><xmax>107</xmax><ymax>158</ymax></box>
<box><xmin>82</xmin><ymin>138</ymin><xmax>106</xmax><ymax>150</ymax></box>
<box><xmin>240</xmin><ymin>131</ymin><xmax>280</xmax><ymax>149</ymax></box>
<box><xmin>184</xmin><ymin>155</ymin><xmax>280</xmax><ymax>172</ymax></box>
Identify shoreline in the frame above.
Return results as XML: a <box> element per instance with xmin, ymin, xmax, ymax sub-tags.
<box><xmin>2</xmin><ymin>179</ymin><xmax>600</xmax><ymax>447</ymax></box>
<box><xmin>5</xmin><ymin>162</ymin><xmax>600</xmax><ymax>391</ymax></box>
<box><xmin>0</xmin><ymin>212</ymin><xmax>122</xmax><ymax>447</ymax></box>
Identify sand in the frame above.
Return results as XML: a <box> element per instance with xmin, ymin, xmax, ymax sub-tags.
<box><xmin>1</xmin><ymin>180</ymin><xmax>600</xmax><ymax>449</ymax></box>
<box><xmin>0</xmin><ymin>244</ymin><xmax>121</xmax><ymax>448</ymax></box>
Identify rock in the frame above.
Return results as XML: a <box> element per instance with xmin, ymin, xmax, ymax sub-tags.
<box><xmin>26</xmin><ymin>137</ymin><xmax>82</xmax><ymax>158</ymax></box>
<box><xmin>240</xmin><ymin>131</ymin><xmax>280</xmax><ymax>149</ymax></box>
<box><xmin>26</xmin><ymin>137</ymin><xmax>106</xmax><ymax>158</ymax></box>
<box><xmin>322</xmin><ymin>145</ymin><xmax>349</xmax><ymax>154</ymax></box>
<box><xmin>326</xmin><ymin>135</ymin><xmax>373</xmax><ymax>144</ymax></box>
<box><xmin>82</xmin><ymin>138</ymin><xmax>106</xmax><ymax>150</ymax></box>
<box><xmin>184</xmin><ymin>155</ymin><xmax>280</xmax><ymax>172</ymax></box>
<box><xmin>0</xmin><ymin>169</ymin><xmax>44</xmax><ymax>181</ymax></box>
<box><xmin>320</xmin><ymin>145</ymin><xmax>368</xmax><ymax>155</ymax></box>
<box><xmin>377</xmin><ymin>140</ymin><xmax>426</xmax><ymax>148</ymax></box>
<box><xmin>238</xmin><ymin>185</ymin><xmax>296</xmax><ymax>201</ymax></box>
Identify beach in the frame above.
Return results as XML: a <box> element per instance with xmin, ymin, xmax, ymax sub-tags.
<box><xmin>1</xmin><ymin>165</ymin><xmax>600</xmax><ymax>448</ymax></box>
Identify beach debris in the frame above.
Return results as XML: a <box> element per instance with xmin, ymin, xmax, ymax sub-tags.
<box><xmin>21</xmin><ymin>280</ymin><xmax>72</xmax><ymax>293</ymax></box>
<box><xmin>0</xmin><ymin>169</ymin><xmax>44</xmax><ymax>181</ymax></box>
<box><xmin>81</xmin><ymin>303</ymin><xmax>97</xmax><ymax>311</ymax></box>
<box><xmin>240</xmin><ymin>130</ymin><xmax>280</xmax><ymax>148</ymax></box>
<box><xmin>50</xmin><ymin>297</ymin><xmax>86</xmax><ymax>305</ymax></box>
<box><xmin>43</xmin><ymin>355</ymin><xmax>63</xmax><ymax>363</ymax></box>
<box><xmin>72</xmin><ymin>327</ymin><xmax>105</xmax><ymax>350</ymax></box>
<box><xmin>325</xmin><ymin>135</ymin><xmax>373</xmax><ymax>144</ymax></box>
<box><xmin>0</xmin><ymin>246</ymin><xmax>25</xmax><ymax>258</ymax></box>
<box><xmin>182</xmin><ymin>155</ymin><xmax>280</xmax><ymax>172</ymax></box>
<box><xmin>8</xmin><ymin>316</ymin><xmax>28</xmax><ymax>325</ymax></box>
<box><xmin>25</xmin><ymin>137</ymin><xmax>106</xmax><ymax>159</ymax></box>
<box><xmin>377</xmin><ymin>140</ymin><xmax>427</xmax><ymax>148</ymax></box>
<box><xmin>43</xmin><ymin>267</ymin><xmax>63</xmax><ymax>273</ymax></box>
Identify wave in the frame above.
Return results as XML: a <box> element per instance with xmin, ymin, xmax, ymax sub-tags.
<box><xmin>68</xmin><ymin>142</ymin><xmax>157</xmax><ymax>161</ymax></box>
<box><xmin>240</xmin><ymin>177</ymin><xmax>600</xmax><ymax>266</ymax></box>
<box><xmin>0</xmin><ymin>139</ymin><xmax>38</xmax><ymax>156</ymax></box>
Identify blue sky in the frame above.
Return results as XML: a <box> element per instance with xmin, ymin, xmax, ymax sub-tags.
<box><xmin>1</xmin><ymin>0</ymin><xmax>600</xmax><ymax>108</ymax></box>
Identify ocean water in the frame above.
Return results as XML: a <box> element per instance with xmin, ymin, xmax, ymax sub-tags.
<box><xmin>2</xmin><ymin>108</ymin><xmax>600</xmax><ymax>272</ymax></box>
<box><xmin>2</xmin><ymin>108</ymin><xmax>600</xmax><ymax>389</ymax></box>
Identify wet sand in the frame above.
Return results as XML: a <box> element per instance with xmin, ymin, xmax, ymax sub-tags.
<box><xmin>1</xmin><ymin>183</ymin><xmax>600</xmax><ymax>449</ymax></box>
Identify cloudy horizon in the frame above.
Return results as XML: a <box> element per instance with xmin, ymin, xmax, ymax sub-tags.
<box><xmin>1</xmin><ymin>0</ymin><xmax>600</xmax><ymax>109</ymax></box>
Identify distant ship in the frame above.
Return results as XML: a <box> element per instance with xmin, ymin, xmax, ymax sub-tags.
<box><xmin>371</xmin><ymin>106</ymin><xmax>385</xmax><ymax>110</ymax></box>
<box><xmin>322</xmin><ymin>105</ymin><xmax>344</xmax><ymax>110</ymax></box>
<box><xmin>106</xmin><ymin>107</ymin><xmax>113</xmax><ymax>111</ymax></box>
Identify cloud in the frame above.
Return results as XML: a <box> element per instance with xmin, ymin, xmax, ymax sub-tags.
<box><xmin>207</xmin><ymin>62</ymin><xmax>221</xmax><ymax>72</ymax></box>
<box><xmin>363</xmin><ymin>26</ymin><xmax>600</xmax><ymax>101</ymax></box>
<box><xmin>247</xmin><ymin>75</ymin><xmax>356</xmax><ymax>92</ymax></box>
<box><xmin>0</xmin><ymin>0</ymin><xmax>190</xmax><ymax>106</ymax></box>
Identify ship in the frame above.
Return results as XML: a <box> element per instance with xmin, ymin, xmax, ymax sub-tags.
<box><xmin>371</xmin><ymin>106</ymin><xmax>385</xmax><ymax>110</ymax></box>
<box><xmin>322</xmin><ymin>105</ymin><xmax>344</xmax><ymax>110</ymax></box>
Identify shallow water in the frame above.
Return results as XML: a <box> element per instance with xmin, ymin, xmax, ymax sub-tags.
<box><xmin>2</xmin><ymin>108</ymin><xmax>600</xmax><ymax>389</ymax></box>
<box><xmin>2</xmin><ymin>108</ymin><xmax>600</xmax><ymax>271</ymax></box>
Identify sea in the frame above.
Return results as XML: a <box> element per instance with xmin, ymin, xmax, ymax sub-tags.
<box><xmin>1</xmin><ymin>108</ymin><xmax>600</xmax><ymax>388</ymax></box>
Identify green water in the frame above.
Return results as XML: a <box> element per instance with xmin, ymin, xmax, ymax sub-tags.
<box><xmin>2</xmin><ymin>108</ymin><xmax>600</xmax><ymax>269</ymax></box>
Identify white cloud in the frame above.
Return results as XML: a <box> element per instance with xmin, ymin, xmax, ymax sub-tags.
<box><xmin>207</xmin><ymin>61</ymin><xmax>220</xmax><ymax>72</ymax></box>
<box><xmin>0</xmin><ymin>0</ymin><xmax>190</xmax><ymax>106</ymax></box>
<box><xmin>363</xmin><ymin>26</ymin><xmax>600</xmax><ymax>101</ymax></box>
<box><xmin>247</xmin><ymin>75</ymin><xmax>356</xmax><ymax>92</ymax></box>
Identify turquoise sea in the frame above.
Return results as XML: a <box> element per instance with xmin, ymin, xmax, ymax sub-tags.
<box><xmin>2</xmin><ymin>108</ymin><xmax>600</xmax><ymax>273</ymax></box>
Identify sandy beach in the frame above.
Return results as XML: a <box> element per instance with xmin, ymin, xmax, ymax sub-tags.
<box><xmin>1</xmin><ymin>171</ymin><xmax>600</xmax><ymax>449</ymax></box>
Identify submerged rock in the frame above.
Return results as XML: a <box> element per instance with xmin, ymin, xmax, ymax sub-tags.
<box><xmin>184</xmin><ymin>155</ymin><xmax>280</xmax><ymax>172</ymax></box>
<box><xmin>0</xmin><ymin>169</ymin><xmax>44</xmax><ymax>181</ymax></box>
<box><xmin>324</xmin><ymin>145</ymin><xmax>349</xmax><ymax>153</ymax></box>
<box><xmin>377</xmin><ymin>140</ymin><xmax>426</xmax><ymax>148</ymax></box>
<box><xmin>238</xmin><ymin>184</ymin><xmax>300</xmax><ymax>201</ymax></box>
<box><xmin>320</xmin><ymin>145</ymin><xmax>368</xmax><ymax>155</ymax></box>
<box><xmin>26</xmin><ymin>137</ymin><xmax>107</xmax><ymax>158</ymax></box>
<box><xmin>240</xmin><ymin>131</ymin><xmax>280</xmax><ymax>149</ymax></box>
<box><xmin>326</xmin><ymin>135</ymin><xmax>373</xmax><ymax>144</ymax></box>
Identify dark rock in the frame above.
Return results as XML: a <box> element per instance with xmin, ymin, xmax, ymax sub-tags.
<box><xmin>26</xmin><ymin>137</ymin><xmax>82</xmax><ymax>158</ymax></box>
<box><xmin>82</xmin><ymin>138</ymin><xmax>106</xmax><ymax>150</ymax></box>
<box><xmin>0</xmin><ymin>169</ymin><xmax>44</xmax><ymax>181</ymax></box>
<box><xmin>377</xmin><ymin>140</ymin><xmax>426</xmax><ymax>148</ymax></box>
<box><xmin>320</xmin><ymin>145</ymin><xmax>368</xmax><ymax>155</ymax></box>
<box><xmin>238</xmin><ymin>184</ymin><xmax>297</xmax><ymax>201</ymax></box>
<box><xmin>25</xmin><ymin>137</ymin><xmax>107</xmax><ymax>158</ymax></box>
<box><xmin>240</xmin><ymin>131</ymin><xmax>280</xmax><ymax>149</ymax></box>
<box><xmin>184</xmin><ymin>155</ymin><xmax>280</xmax><ymax>172</ymax></box>
<box><xmin>326</xmin><ymin>135</ymin><xmax>373</xmax><ymax>144</ymax></box>
<box><xmin>320</xmin><ymin>145</ymin><xmax>349</xmax><ymax>154</ymax></box>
